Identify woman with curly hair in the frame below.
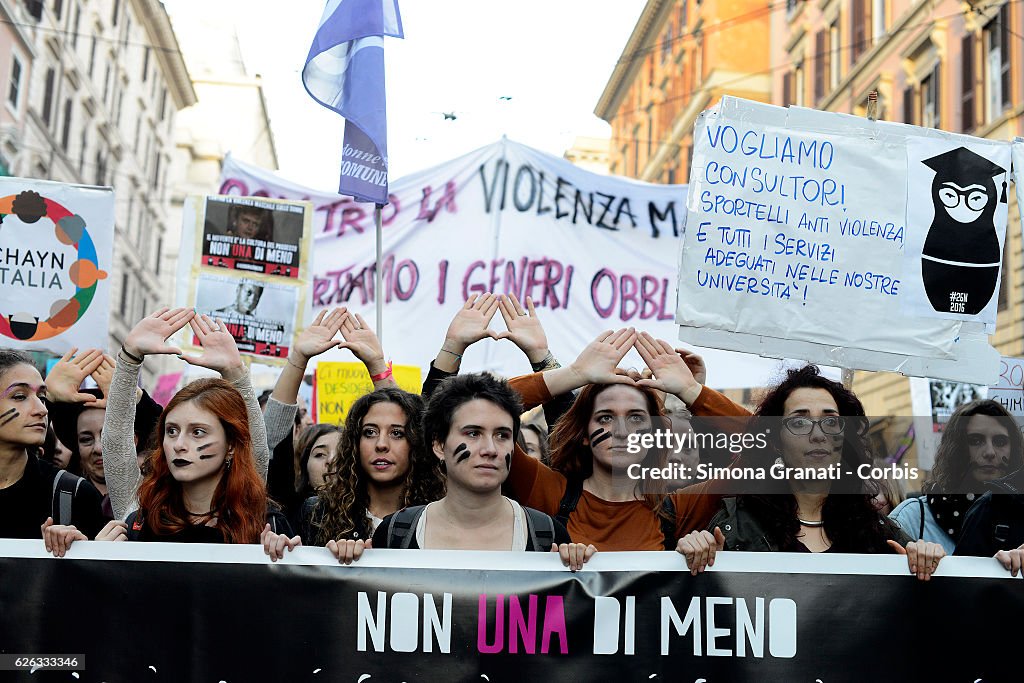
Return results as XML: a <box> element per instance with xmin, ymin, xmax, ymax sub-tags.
<box><xmin>261</xmin><ymin>387</ymin><xmax>445</xmax><ymax>562</ymax></box>
<box><xmin>679</xmin><ymin>365</ymin><xmax>947</xmax><ymax>581</ymax></box>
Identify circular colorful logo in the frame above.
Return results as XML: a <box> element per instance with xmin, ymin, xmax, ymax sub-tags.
<box><xmin>0</xmin><ymin>190</ymin><xmax>108</xmax><ymax>341</ymax></box>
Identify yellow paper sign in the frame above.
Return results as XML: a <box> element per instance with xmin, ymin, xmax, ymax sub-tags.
<box><xmin>315</xmin><ymin>362</ymin><xmax>422</xmax><ymax>424</ymax></box>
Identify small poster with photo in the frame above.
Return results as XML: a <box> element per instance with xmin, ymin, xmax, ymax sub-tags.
<box><xmin>198</xmin><ymin>196</ymin><xmax>310</xmax><ymax>279</ymax></box>
<box><xmin>191</xmin><ymin>274</ymin><xmax>300</xmax><ymax>358</ymax></box>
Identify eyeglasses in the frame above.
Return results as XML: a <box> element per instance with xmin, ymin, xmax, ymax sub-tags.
<box><xmin>781</xmin><ymin>416</ymin><xmax>846</xmax><ymax>436</ymax></box>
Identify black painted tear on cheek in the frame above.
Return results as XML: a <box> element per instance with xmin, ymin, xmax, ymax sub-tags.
<box><xmin>197</xmin><ymin>443</ymin><xmax>216</xmax><ymax>459</ymax></box>
<box><xmin>589</xmin><ymin>428</ymin><xmax>605</xmax><ymax>442</ymax></box>
<box><xmin>0</xmin><ymin>408</ymin><xmax>18</xmax><ymax>426</ymax></box>
<box><xmin>454</xmin><ymin>442</ymin><xmax>470</xmax><ymax>464</ymax></box>
<box><xmin>591</xmin><ymin>430</ymin><xmax>614</xmax><ymax>447</ymax></box>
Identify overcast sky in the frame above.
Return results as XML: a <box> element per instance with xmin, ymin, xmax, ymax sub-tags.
<box><xmin>170</xmin><ymin>0</ymin><xmax>648</xmax><ymax>189</ymax></box>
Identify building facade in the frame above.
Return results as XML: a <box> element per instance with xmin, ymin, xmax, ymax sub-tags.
<box><xmin>595</xmin><ymin>0</ymin><xmax>772</xmax><ymax>184</ymax></box>
<box><xmin>563</xmin><ymin>135</ymin><xmax>611</xmax><ymax>175</ymax></box>
<box><xmin>0</xmin><ymin>0</ymin><xmax>196</xmax><ymax>383</ymax></box>
<box><xmin>773</xmin><ymin>0</ymin><xmax>1023</xmax><ymax>416</ymax></box>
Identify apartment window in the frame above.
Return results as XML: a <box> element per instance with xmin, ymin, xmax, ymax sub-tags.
<box><xmin>794</xmin><ymin>61</ymin><xmax>805</xmax><ymax>107</ymax></box>
<box><xmin>786</xmin><ymin>0</ymin><xmax>801</xmax><ymax>15</ymax></box>
<box><xmin>158</xmin><ymin>89</ymin><xmax>167</xmax><ymax>121</ymax></box>
<box><xmin>962</xmin><ymin>33</ymin><xmax>975</xmax><ymax>131</ymax></box>
<box><xmin>119</xmin><ymin>272</ymin><xmax>130</xmax><ymax>318</ymax></box>
<box><xmin>680</xmin><ymin>0</ymin><xmax>688</xmax><ymax>29</ymax></box>
<box><xmin>871</xmin><ymin>0</ymin><xmax>886</xmax><ymax>42</ymax></box>
<box><xmin>102</xmin><ymin>63</ymin><xmax>111</xmax><ymax>104</ymax></box>
<box><xmin>112</xmin><ymin>0</ymin><xmax>120</xmax><ymax>26</ymax></box>
<box><xmin>850</xmin><ymin>0</ymin><xmax>868</xmax><ymax>65</ymax></box>
<box><xmin>984</xmin><ymin>5</ymin><xmax>1012</xmax><ymax>123</ymax></box>
<box><xmin>41</xmin><ymin>67</ymin><xmax>55</xmax><ymax>125</ymax></box>
<box><xmin>814</xmin><ymin>31</ymin><xmax>827</xmax><ymax>102</ymax></box>
<box><xmin>663</xmin><ymin>22</ymin><xmax>673</xmax><ymax>63</ymax></box>
<box><xmin>78</xmin><ymin>126</ymin><xmax>87</xmax><ymax>173</ymax></box>
<box><xmin>782</xmin><ymin>71</ymin><xmax>794</xmax><ymax>107</ymax></box>
<box><xmin>94</xmin><ymin>151</ymin><xmax>106</xmax><ymax>185</ymax></box>
<box><xmin>646</xmin><ymin>110</ymin><xmax>653</xmax><ymax>161</ymax></box>
<box><xmin>151</xmin><ymin>152</ymin><xmax>161</xmax><ymax>189</ymax></box>
<box><xmin>829</xmin><ymin>22</ymin><xmax>841</xmax><ymax>88</ymax></box>
<box><xmin>7</xmin><ymin>57</ymin><xmax>23</xmax><ymax>109</ymax></box>
<box><xmin>921</xmin><ymin>64</ymin><xmax>940</xmax><ymax>129</ymax></box>
<box><xmin>88</xmin><ymin>34</ymin><xmax>97</xmax><ymax>77</ymax></box>
<box><xmin>632</xmin><ymin>137</ymin><xmax>640</xmax><ymax>176</ymax></box>
<box><xmin>26</xmin><ymin>1</ymin><xmax>43</xmax><ymax>21</ymax></box>
<box><xmin>115</xmin><ymin>90</ymin><xmax>124</xmax><ymax>126</ymax></box>
<box><xmin>141</xmin><ymin>47</ymin><xmax>150</xmax><ymax>82</ymax></box>
<box><xmin>71</xmin><ymin>6</ymin><xmax>80</xmax><ymax>47</ymax></box>
<box><xmin>53</xmin><ymin>0</ymin><xmax>63</xmax><ymax>21</ymax></box>
<box><xmin>902</xmin><ymin>85</ymin><xmax>915</xmax><ymax>124</ymax></box>
<box><xmin>60</xmin><ymin>98</ymin><xmax>72</xmax><ymax>151</ymax></box>
<box><xmin>154</xmin><ymin>236</ymin><xmax>162</xmax><ymax>275</ymax></box>
<box><xmin>122</xmin><ymin>16</ymin><xmax>131</xmax><ymax>50</ymax></box>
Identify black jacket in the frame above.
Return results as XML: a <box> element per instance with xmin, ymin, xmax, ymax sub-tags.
<box><xmin>954</xmin><ymin>468</ymin><xmax>1024</xmax><ymax>557</ymax></box>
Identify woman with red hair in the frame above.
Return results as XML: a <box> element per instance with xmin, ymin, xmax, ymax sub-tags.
<box><xmin>86</xmin><ymin>307</ymin><xmax>280</xmax><ymax>543</ymax></box>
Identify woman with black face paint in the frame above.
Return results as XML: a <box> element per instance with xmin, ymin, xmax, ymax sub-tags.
<box><xmin>367</xmin><ymin>373</ymin><xmax>594</xmax><ymax>571</ymax></box>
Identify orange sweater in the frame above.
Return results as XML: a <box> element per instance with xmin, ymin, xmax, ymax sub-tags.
<box><xmin>505</xmin><ymin>374</ymin><xmax>750</xmax><ymax>551</ymax></box>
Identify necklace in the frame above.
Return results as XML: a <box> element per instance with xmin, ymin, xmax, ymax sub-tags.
<box><xmin>798</xmin><ymin>518</ymin><xmax>825</xmax><ymax>527</ymax></box>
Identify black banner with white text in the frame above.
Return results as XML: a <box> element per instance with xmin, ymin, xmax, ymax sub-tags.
<box><xmin>0</xmin><ymin>541</ymin><xmax>1018</xmax><ymax>682</ymax></box>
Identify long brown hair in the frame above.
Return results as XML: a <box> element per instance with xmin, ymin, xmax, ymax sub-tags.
<box><xmin>548</xmin><ymin>383</ymin><xmax>670</xmax><ymax>519</ymax></box>
<box><xmin>136</xmin><ymin>379</ymin><xmax>267</xmax><ymax>543</ymax></box>
<box><xmin>929</xmin><ymin>399</ymin><xmax>1023</xmax><ymax>493</ymax></box>
<box><xmin>314</xmin><ymin>388</ymin><xmax>444</xmax><ymax>543</ymax></box>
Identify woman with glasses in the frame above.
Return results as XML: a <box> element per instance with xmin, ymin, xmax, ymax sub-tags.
<box><xmin>678</xmin><ymin>365</ymin><xmax>947</xmax><ymax>581</ymax></box>
<box><xmin>890</xmin><ymin>399</ymin><xmax>1023</xmax><ymax>553</ymax></box>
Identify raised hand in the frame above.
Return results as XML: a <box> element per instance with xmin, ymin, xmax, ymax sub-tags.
<box><xmin>179</xmin><ymin>314</ymin><xmax>245</xmax><ymax>380</ymax></box>
<box><xmin>45</xmin><ymin>348</ymin><xmax>104</xmax><ymax>404</ymax></box>
<box><xmin>88</xmin><ymin>353</ymin><xmax>116</xmax><ymax>409</ymax></box>
<box><xmin>292</xmin><ymin>307</ymin><xmax>347</xmax><ymax>364</ymax></box>
<box><xmin>634</xmin><ymin>332</ymin><xmax>702</xmax><ymax>404</ymax></box>
<box><xmin>442</xmin><ymin>293</ymin><xmax>504</xmax><ymax>355</ymax></box>
<box><xmin>498</xmin><ymin>294</ymin><xmax>550</xmax><ymax>364</ymax></box>
<box><xmin>337</xmin><ymin>312</ymin><xmax>387</xmax><ymax>376</ymax></box>
<box><xmin>569</xmin><ymin>328</ymin><xmax>638</xmax><ymax>386</ymax></box>
<box><xmin>123</xmin><ymin>307</ymin><xmax>195</xmax><ymax>358</ymax></box>
<box><xmin>676</xmin><ymin>348</ymin><xmax>707</xmax><ymax>386</ymax></box>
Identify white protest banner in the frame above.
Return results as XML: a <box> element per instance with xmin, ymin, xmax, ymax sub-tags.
<box><xmin>217</xmin><ymin>141</ymin><xmax>785</xmax><ymax>388</ymax></box>
<box><xmin>677</xmin><ymin>97</ymin><xmax>1002</xmax><ymax>383</ymax></box>
<box><xmin>989</xmin><ymin>356</ymin><xmax>1024</xmax><ymax>418</ymax></box>
<box><xmin>0</xmin><ymin>178</ymin><xmax>113</xmax><ymax>353</ymax></box>
<box><xmin>176</xmin><ymin>196</ymin><xmax>313</xmax><ymax>363</ymax></box>
<box><xmin>902</xmin><ymin>139</ymin><xmax>1010</xmax><ymax>324</ymax></box>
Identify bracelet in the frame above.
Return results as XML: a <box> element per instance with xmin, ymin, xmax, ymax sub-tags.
<box><xmin>440</xmin><ymin>348</ymin><xmax>463</xmax><ymax>360</ymax></box>
<box><xmin>530</xmin><ymin>351</ymin><xmax>560</xmax><ymax>372</ymax></box>
<box><xmin>119</xmin><ymin>345</ymin><xmax>144</xmax><ymax>364</ymax></box>
<box><xmin>370</xmin><ymin>361</ymin><xmax>393</xmax><ymax>382</ymax></box>
<box><xmin>286</xmin><ymin>356</ymin><xmax>306</xmax><ymax>371</ymax></box>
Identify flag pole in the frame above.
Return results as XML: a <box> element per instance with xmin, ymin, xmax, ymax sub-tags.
<box><xmin>375</xmin><ymin>204</ymin><xmax>384</xmax><ymax>346</ymax></box>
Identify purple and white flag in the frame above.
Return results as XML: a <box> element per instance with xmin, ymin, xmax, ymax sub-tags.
<box><xmin>302</xmin><ymin>0</ymin><xmax>403</xmax><ymax>204</ymax></box>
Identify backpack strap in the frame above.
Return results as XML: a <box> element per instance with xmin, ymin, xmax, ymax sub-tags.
<box><xmin>659</xmin><ymin>496</ymin><xmax>677</xmax><ymax>550</ymax></box>
<box><xmin>386</xmin><ymin>505</ymin><xmax>427</xmax><ymax>549</ymax></box>
<box><xmin>523</xmin><ymin>506</ymin><xmax>556</xmax><ymax>552</ymax></box>
<box><xmin>916</xmin><ymin>496</ymin><xmax>926</xmax><ymax>541</ymax></box>
<box><xmin>51</xmin><ymin>469</ymin><xmax>84</xmax><ymax>526</ymax></box>
<box><xmin>555</xmin><ymin>478</ymin><xmax>583</xmax><ymax>529</ymax></box>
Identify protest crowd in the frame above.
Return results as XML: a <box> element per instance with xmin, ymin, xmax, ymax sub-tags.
<box><xmin>3</xmin><ymin>291</ymin><xmax>1022</xmax><ymax>579</ymax></box>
